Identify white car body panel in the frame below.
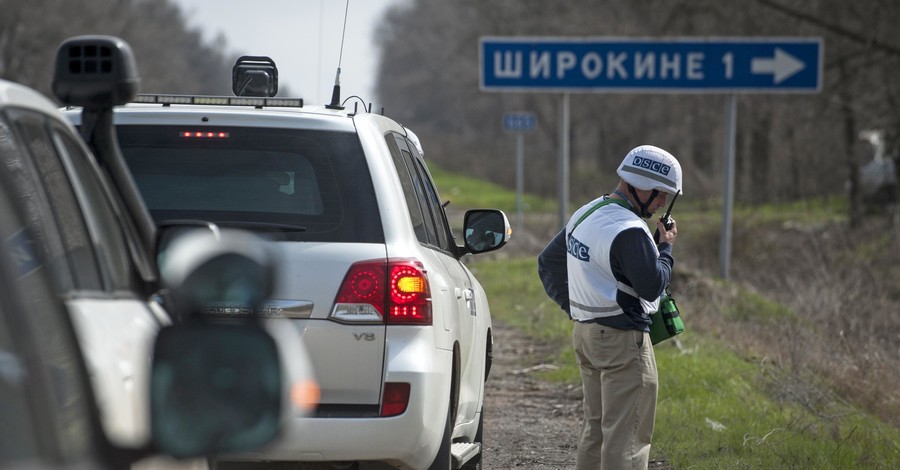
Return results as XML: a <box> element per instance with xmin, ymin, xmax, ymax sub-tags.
<box><xmin>65</xmin><ymin>297</ymin><xmax>162</xmax><ymax>446</ymax></box>
<box><xmin>239</xmin><ymin>328</ymin><xmax>451</xmax><ymax>470</ymax></box>
<box><xmin>270</xmin><ymin>241</ymin><xmax>387</xmax><ymax>404</ymax></box>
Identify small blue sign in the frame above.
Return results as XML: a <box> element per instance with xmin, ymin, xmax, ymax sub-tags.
<box><xmin>504</xmin><ymin>112</ymin><xmax>536</xmax><ymax>131</ymax></box>
<box><xmin>480</xmin><ymin>37</ymin><xmax>822</xmax><ymax>93</ymax></box>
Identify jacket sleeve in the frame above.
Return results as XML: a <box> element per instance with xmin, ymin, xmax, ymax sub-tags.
<box><xmin>537</xmin><ymin>228</ymin><xmax>571</xmax><ymax>316</ymax></box>
<box><xmin>609</xmin><ymin>227</ymin><xmax>674</xmax><ymax>301</ymax></box>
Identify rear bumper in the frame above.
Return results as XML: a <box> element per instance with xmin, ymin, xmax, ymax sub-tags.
<box><xmin>222</xmin><ymin>327</ymin><xmax>452</xmax><ymax>470</ymax></box>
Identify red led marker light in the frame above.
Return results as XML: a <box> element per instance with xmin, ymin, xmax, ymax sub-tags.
<box><xmin>179</xmin><ymin>130</ymin><xmax>230</xmax><ymax>139</ymax></box>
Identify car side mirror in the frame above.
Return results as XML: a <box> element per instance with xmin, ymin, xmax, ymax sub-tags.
<box><xmin>462</xmin><ymin>209</ymin><xmax>511</xmax><ymax>255</ymax></box>
<box><xmin>150</xmin><ymin>323</ymin><xmax>282</xmax><ymax>458</ymax></box>
<box><xmin>158</xmin><ymin>227</ymin><xmax>275</xmax><ymax>319</ymax></box>
<box><xmin>149</xmin><ymin>227</ymin><xmax>283</xmax><ymax>458</ymax></box>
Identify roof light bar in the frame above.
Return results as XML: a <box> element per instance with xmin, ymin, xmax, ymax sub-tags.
<box><xmin>193</xmin><ymin>96</ymin><xmax>230</xmax><ymax>105</ymax></box>
<box><xmin>158</xmin><ymin>95</ymin><xmax>193</xmax><ymax>105</ymax></box>
<box><xmin>133</xmin><ymin>94</ymin><xmax>303</xmax><ymax>108</ymax></box>
<box><xmin>265</xmin><ymin>98</ymin><xmax>303</xmax><ymax>107</ymax></box>
<box><xmin>229</xmin><ymin>97</ymin><xmax>265</xmax><ymax>107</ymax></box>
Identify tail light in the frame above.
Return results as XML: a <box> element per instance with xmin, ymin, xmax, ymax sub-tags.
<box><xmin>331</xmin><ymin>258</ymin><xmax>432</xmax><ymax>325</ymax></box>
<box><xmin>381</xmin><ymin>382</ymin><xmax>410</xmax><ymax>417</ymax></box>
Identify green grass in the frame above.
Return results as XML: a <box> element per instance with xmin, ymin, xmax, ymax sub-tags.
<box><xmin>431</xmin><ymin>162</ymin><xmax>848</xmax><ymax>231</ymax></box>
<box><xmin>727</xmin><ymin>287</ymin><xmax>797</xmax><ymax>323</ymax></box>
<box><xmin>658</xmin><ymin>195</ymin><xmax>849</xmax><ymax>240</ymax></box>
<box><xmin>428</xmin><ymin>163</ymin><xmax>556</xmax><ymax>214</ymax></box>
<box><xmin>654</xmin><ymin>336</ymin><xmax>899</xmax><ymax>469</ymax></box>
<box><xmin>471</xmin><ymin>256</ymin><xmax>900</xmax><ymax>469</ymax></box>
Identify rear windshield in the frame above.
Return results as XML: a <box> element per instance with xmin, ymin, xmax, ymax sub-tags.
<box><xmin>116</xmin><ymin>125</ymin><xmax>383</xmax><ymax>243</ymax></box>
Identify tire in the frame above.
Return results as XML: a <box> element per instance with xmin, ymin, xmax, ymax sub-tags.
<box><xmin>428</xmin><ymin>404</ymin><xmax>453</xmax><ymax>470</ymax></box>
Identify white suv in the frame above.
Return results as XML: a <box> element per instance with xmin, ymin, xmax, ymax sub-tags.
<box><xmin>65</xmin><ymin>58</ymin><xmax>510</xmax><ymax>469</ymax></box>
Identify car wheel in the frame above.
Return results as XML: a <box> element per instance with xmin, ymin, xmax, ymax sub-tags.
<box><xmin>428</xmin><ymin>404</ymin><xmax>453</xmax><ymax>470</ymax></box>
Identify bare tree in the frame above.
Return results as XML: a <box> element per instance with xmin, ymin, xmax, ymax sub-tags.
<box><xmin>376</xmin><ymin>0</ymin><xmax>900</xmax><ymax>214</ymax></box>
<box><xmin>0</xmin><ymin>0</ymin><xmax>233</xmax><ymax>98</ymax></box>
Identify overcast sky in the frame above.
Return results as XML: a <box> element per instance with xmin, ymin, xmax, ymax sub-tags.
<box><xmin>172</xmin><ymin>0</ymin><xmax>404</xmax><ymax>105</ymax></box>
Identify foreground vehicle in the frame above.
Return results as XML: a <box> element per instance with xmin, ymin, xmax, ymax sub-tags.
<box><xmin>64</xmin><ymin>57</ymin><xmax>511</xmax><ymax>469</ymax></box>
<box><xmin>1</xmin><ymin>36</ymin><xmax>306</xmax><ymax>468</ymax></box>
<box><xmin>0</xmin><ymin>100</ymin><xmax>286</xmax><ymax>469</ymax></box>
<box><xmin>2</xmin><ymin>36</ymin><xmax>166</xmax><ymax>451</ymax></box>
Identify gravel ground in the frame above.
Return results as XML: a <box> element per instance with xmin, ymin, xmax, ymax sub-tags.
<box><xmin>481</xmin><ymin>320</ymin><xmax>581</xmax><ymax>469</ymax></box>
<box><xmin>483</xmin><ymin>320</ymin><xmax>672</xmax><ymax>470</ymax></box>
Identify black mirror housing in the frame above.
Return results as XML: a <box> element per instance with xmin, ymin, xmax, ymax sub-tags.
<box><xmin>150</xmin><ymin>323</ymin><xmax>282</xmax><ymax>458</ymax></box>
<box><xmin>462</xmin><ymin>209</ymin><xmax>511</xmax><ymax>255</ymax></box>
<box><xmin>52</xmin><ymin>35</ymin><xmax>140</xmax><ymax>108</ymax></box>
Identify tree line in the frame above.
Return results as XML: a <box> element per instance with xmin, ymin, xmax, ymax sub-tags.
<box><xmin>373</xmin><ymin>0</ymin><xmax>900</xmax><ymax>222</ymax></box>
<box><xmin>4</xmin><ymin>0</ymin><xmax>898</xmax><ymax>223</ymax></box>
<box><xmin>0</xmin><ymin>0</ymin><xmax>233</xmax><ymax>99</ymax></box>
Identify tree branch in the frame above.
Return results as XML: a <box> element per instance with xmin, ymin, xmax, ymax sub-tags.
<box><xmin>755</xmin><ymin>0</ymin><xmax>900</xmax><ymax>57</ymax></box>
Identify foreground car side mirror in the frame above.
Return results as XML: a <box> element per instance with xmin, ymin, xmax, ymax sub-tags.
<box><xmin>150</xmin><ymin>323</ymin><xmax>281</xmax><ymax>458</ymax></box>
<box><xmin>158</xmin><ymin>227</ymin><xmax>275</xmax><ymax>318</ymax></box>
<box><xmin>462</xmin><ymin>209</ymin><xmax>511</xmax><ymax>255</ymax></box>
<box><xmin>150</xmin><ymin>227</ymin><xmax>283</xmax><ymax>458</ymax></box>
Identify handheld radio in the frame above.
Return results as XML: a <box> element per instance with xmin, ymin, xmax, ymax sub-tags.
<box><xmin>654</xmin><ymin>190</ymin><xmax>680</xmax><ymax>244</ymax></box>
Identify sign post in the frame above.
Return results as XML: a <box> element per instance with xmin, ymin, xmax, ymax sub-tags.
<box><xmin>504</xmin><ymin>112</ymin><xmax>536</xmax><ymax>235</ymax></box>
<box><xmin>480</xmin><ymin>36</ymin><xmax>822</xmax><ymax>278</ymax></box>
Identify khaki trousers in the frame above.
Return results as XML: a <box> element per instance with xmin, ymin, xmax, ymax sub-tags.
<box><xmin>572</xmin><ymin>322</ymin><xmax>658</xmax><ymax>470</ymax></box>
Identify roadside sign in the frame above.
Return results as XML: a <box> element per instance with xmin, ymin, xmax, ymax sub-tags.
<box><xmin>480</xmin><ymin>37</ymin><xmax>822</xmax><ymax>93</ymax></box>
<box><xmin>503</xmin><ymin>112</ymin><xmax>536</xmax><ymax>131</ymax></box>
<box><xmin>503</xmin><ymin>112</ymin><xmax>535</xmax><ymax>236</ymax></box>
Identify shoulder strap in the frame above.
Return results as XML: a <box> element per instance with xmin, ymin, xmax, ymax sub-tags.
<box><xmin>570</xmin><ymin>197</ymin><xmax>632</xmax><ymax>234</ymax></box>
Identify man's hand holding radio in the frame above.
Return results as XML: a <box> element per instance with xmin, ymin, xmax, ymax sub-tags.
<box><xmin>656</xmin><ymin>217</ymin><xmax>677</xmax><ymax>246</ymax></box>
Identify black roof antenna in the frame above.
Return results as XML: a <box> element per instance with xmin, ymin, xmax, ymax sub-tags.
<box><xmin>326</xmin><ymin>0</ymin><xmax>350</xmax><ymax>110</ymax></box>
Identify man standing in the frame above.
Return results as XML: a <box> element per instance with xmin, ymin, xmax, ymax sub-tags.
<box><xmin>538</xmin><ymin>145</ymin><xmax>682</xmax><ymax>470</ymax></box>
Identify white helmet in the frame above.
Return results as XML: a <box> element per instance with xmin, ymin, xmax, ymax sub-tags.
<box><xmin>617</xmin><ymin>145</ymin><xmax>683</xmax><ymax>195</ymax></box>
